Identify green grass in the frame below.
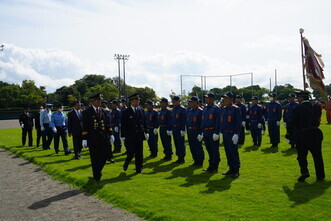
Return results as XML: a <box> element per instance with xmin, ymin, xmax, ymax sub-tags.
<box><xmin>1</xmin><ymin>113</ymin><xmax>331</xmax><ymax>221</ymax></box>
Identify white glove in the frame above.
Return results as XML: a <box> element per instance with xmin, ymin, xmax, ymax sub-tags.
<box><xmin>41</xmin><ymin>127</ymin><xmax>45</xmax><ymax>131</ymax></box>
<box><xmin>197</xmin><ymin>134</ymin><xmax>203</xmax><ymax>142</ymax></box>
<box><xmin>257</xmin><ymin>123</ymin><xmax>262</xmax><ymax>129</ymax></box>
<box><xmin>241</xmin><ymin>121</ymin><xmax>246</xmax><ymax>127</ymax></box>
<box><xmin>277</xmin><ymin>121</ymin><xmax>280</xmax><ymax>126</ymax></box>
<box><xmin>82</xmin><ymin>140</ymin><xmax>87</xmax><ymax>148</ymax></box>
<box><xmin>114</xmin><ymin>127</ymin><xmax>119</xmax><ymax>133</ymax></box>
<box><xmin>265</xmin><ymin>121</ymin><xmax>268</xmax><ymax>125</ymax></box>
<box><xmin>167</xmin><ymin>130</ymin><xmax>172</xmax><ymax>136</ymax></box>
<box><xmin>261</xmin><ymin>130</ymin><xmax>265</xmax><ymax>135</ymax></box>
<box><xmin>153</xmin><ymin>128</ymin><xmax>158</xmax><ymax>135</ymax></box>
<box><xmin>284</xmin><ymin>122</ymin><xmax>287</xmax><ymax>128</ymax></box>
<box><xmin>180</xmin><ymin>130</ymin><xmax>185</xmax><ymax>137</ymax></box>
<box><xmin>145</xmin><ymin>133</ymin><xmax>149</xmax><ymax>141</ymax></box>
<box><xmin>212</xmin><ymin>133</ymin><xmax>220</xmax><ymax>141</ymax></box>
<box><xmin>21</xmin><ymin>124</ymin><xmax>24</xmax><ymax>128</ymax></box>
<box><xmin>232</xmin><ymin>134</ymin><xmax>239</xmax><ymax>145</ymax></box>
<box><xmin>110</xmin><ymin>135</ymin><xmax>115</xmax><ymax>144</ymax></box>
<box><xmin>53</xmin><ymin>127</ymin><xmax>57</xmax><ymax>133</ymax></box>
<box><xmin>120</xmin><ymin>137</ymin><xmax>125</xmax><ymax>142</ymax></box>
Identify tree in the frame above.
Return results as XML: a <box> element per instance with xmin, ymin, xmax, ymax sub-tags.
<box><xmin>0</xmin><ymin>84</ymin><xmax>21</xmax><ymax>108</ymax></box>
<box><xmin>84</xmin><ymin>83</ymin><xmax>119</xmax><ymax>103</ymax></box>
<box><xmin>19</xmin><ymin>80</ymin><xmax>45</xmax><ymax>106</ymax></box>
<box><xmin>126</xmin><ymin>85</ymin><xmax>158</xmax><ymax>106</ymax></box>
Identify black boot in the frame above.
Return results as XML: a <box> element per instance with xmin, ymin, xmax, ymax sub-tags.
<box><xmin>222</xmin><ymin>168</ymin><xmax>233</xmax><ymax>175</ymax></box>
<box><xmin>298</xmin><ymin>173</ymin><xmax>310</xmax><ymax>182</ymax></box>
<box><xmin>173</xmin><ymin>156</ymin><xmax>185</xmax><ymax>164</ymax></box>
<box><xmin>209</xmin><ymin>164</ymin><xmax>218</xmax><ymax>173</ymax></box>
<box><xmin>162</xmin><ymin>155</ymin><xmax>172</xmax><ymax>161</ymax></box>
<box><xmin>232</xmin><ymin>168</ymin><xmax>240</xmax><ymax>178</ymax></box>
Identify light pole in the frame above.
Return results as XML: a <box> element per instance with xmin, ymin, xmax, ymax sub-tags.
<box><xmin>122</xmin><ymin>55</ymin><xmax>129</xmax><ymax>99</ymax></box>
<box><xmin>114</xmin><ymin>54</ymin><xmax>122</xmax><ymax>99</ymax></box>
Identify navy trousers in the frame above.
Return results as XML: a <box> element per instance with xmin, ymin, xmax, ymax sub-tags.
<box><xmin>172</xmin><ymin>127</ymin><xmax>185</xmax><ymax>157</ymax></box>
<box><xmin>160</xmin><ymin>127</ymin><xmax>172</xmax><ymax>156</ymax></box>
<box><xmin>203</xmin><ymin>130</ymin><xmax>220</xmax><ymax>165</ymax></box>
<box><xmin>267</xmin><ymin>120</ymin><xmax>280</xmax><ymax>145</ymax></box>
<box><xmin>148</xmin><ymin>128</ymin><xmax>158</xmax><ymax>154</ymax></box>
<box><xmin>222</xmin><ymin>132</ymin><xmax>240</xmax><ymax>169</ymax></box>
<box><xmin>187</xmin><ymin>128</ymin><xmax>204</xmax><ymax>163</ymax></box>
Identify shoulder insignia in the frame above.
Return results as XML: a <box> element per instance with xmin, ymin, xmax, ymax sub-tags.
<box><xmin>198</xmin><ymin>107</ymin><xmax>203</xmax><ymax>111</ymax></box>
<box><xmin>232</xmin><ymin>104</ymin><xmax>239</xmax><ymax>108</ymax></box>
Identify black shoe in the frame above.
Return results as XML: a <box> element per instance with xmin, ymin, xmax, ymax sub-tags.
<box><xmin>136</xmin><ymin>170</ymin><xmax>145</xmax><ymax>174</ymax></box>
<box><xmin>65</xmin><ymin>150</ymin><xmax>71</xmax><ymax>155</ymax></box>
<box><xmin>271</xmin><ymin>144</ymin><xmax>278</xmax><ymax>148</ymax></box>
<box><xmin>75</xmin><ymin>155</ymin><xmax>80</xmax><ymax>160</ymax></box>
<box><xmin>55</xmin><ymin>149</ymin><xmax>59</xmax><ymax>154</ymax></box>
<box><xmin>107</xmin><ymin>158</ymin><xmax>116</xmax><ymax>163</ymax></box>
<box><xmin>173</xmin><ymin>158</ymin><xmax>185</xmax><ymax>164</ymax></box>
<box><xmin>112</xmin><ymin>149</ymin><xmax>121</xmax><ymax>154</ymax></box>
<box><xmin>298</xmin><ymin>174</ymin><xmax>310</xmax><ymax>182</ymax></box>
<box><xmin>203</xmin><ymin>167</ymin><xmax>212</xmax><ymax>172</ymax></box>
<box><xmin>257</xmin><ymin>143</ymin><xmax>261</xmax><ymax>147</ymax></box>
<box><xmin>317</xmin><ymin>176</ymin><xmax>325</xmax><ymax>181</ymax></box>
<box><xmin>162</xmin><ymin>155</ymin><xmax>172</xmax><ymax>161</ymax></box>
<box><xmin>123</xmin><ymin>163</ymin><xmax>128</xmax><ymax>171</ymax></box>
<box><xmin>232</xmin><ymin>172</ymin><xmax>240</xmax><ymax>178</ymax></box>
<box><xmin>208</xmin><ymin>168</ymin><xmax>218</xmax><ymax>173</ymax></box>
<box><xmin>222</xmin><ymin>169</ymin><xmax>233</xmax><ymax>175</ymax></box>
<box><xmin>253</xmin><ymin>142</ymin><xmax>258</xmax><ymax>146</ymax></box>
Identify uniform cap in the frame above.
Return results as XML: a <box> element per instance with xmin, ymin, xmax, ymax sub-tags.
<box><xmin>101</xmin><ymin>100</ymin><xmax>108</xmax><ymax>104</ymax></box>
<box><xmin>295</xmin><ymin>90</ymin><xmax>310</xmax><ymax>97</ymax></box>
<box><xmin>172</xmin><ymin>96</ymin><xmax>180</xmax><ymax>101</ymax></box>
<box><xmin>120</xmin><ymin>98</ymin><xmax>127</xmax><ymax>103</ymax></box>
<box><xmin>189</xmin><ymin>96</ymin><xmax>199</xmax><ymax>102</ymax></box>
<box><xmin>146</xmin><ymin>100</ymin><xmax>153</xmax><ymax>105</ymax></box>
<box><xmin>236</xmin><ymin>95</ymin><xmax>242</xmax><ymax>99</ymax></box>
<box><xmin>269</xmin><ymin>92</ymin><xmax>277</xmax><ymax>97</ymax></box>
<box><xmin>251</xmin><ymin>96</ymin><xmax>258</xmax><ymax>100</ymax></box>
<box><xmin>128</xmin><ymin>93</ymin><xmax>140</xmax><ymax>100</ymax></box>
<box><xmin>112</xmin><ymin>100</ymin><xmax>118</xmax><ymax>104</ymax></box>
<box><xmin>46</xmin><ymin>103</ymin><xmax>53</xmax><ymax>107</ymax></box>
<box><xmin>160</xmin><ymin>97</ymin><xmax>168</xmax><ymax>103</ymax></box>
<box><xmin>204</xmin><ymin>93</ymin><xmax>215</xmax><ymax>98</ymax></box>
<box><xmin>89</xmin><ymin>93</ymin><xmax>103</xmax><ymax>100</ymax></box>
<box><xmin>221</xmin><ymin>92</ymin><xmax>234</xmax><ymax>98</ymax></box>
<box><xmin>288</xmin><ymin>93</ymin><xmax>296</xmax><ymax>98</ymax></box>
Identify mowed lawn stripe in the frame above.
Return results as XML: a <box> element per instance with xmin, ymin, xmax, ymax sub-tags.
<box><xmin>0</xmin><ymin>113</ymin><xmax>330</xmax><ymax>221</ymax></box>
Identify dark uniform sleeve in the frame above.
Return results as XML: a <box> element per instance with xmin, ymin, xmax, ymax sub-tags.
<box><xmin>180</xmin><ymin>107</ymin><xmax>186</xmax><ymax>131</ymax></box>
<box><xmin>154</xmin><ymin>111</ymin><xmax>159</xmax><ymax>128</ymax></box>
<box><xmin>67</xmin><ymin>111</ymin><xmax>72</xmax><ymax>134</ymax></box>
<box><xmin>142</xmin><ymin>109</ymin><xmax>148</xmax><ymax>133</ymax></box>
<box><xmin>166</xmin><ymin>109</ymin><xmax>172</xmax><ymax>131</ymax></box>
<box><xmin>215</xmin><ymin>107</ymin><xmax>221</xmax><ymax>134</ymax></box>
<box><xmin>121</xmin><ymin>109</ymin><xmax>127</xmax><ymax>138</ymax></box>
<box><xmin>234</xmin><ymin>107</ymin><xmax>242</xmax><ymax>134</ymax></box>
<box><xmin>82</xmin><ymin>109</ymin><xmax>89</xmax><ymax>140</ymax></box>
<box><xmin>277</xmin><ymin>103</ymin><xmax>282</xmax><ymax>121</ymax></box>
<box><xmin>19</xmin><ymin>113</ymin><xmax>23</xmax><ymax>126</ymax></box>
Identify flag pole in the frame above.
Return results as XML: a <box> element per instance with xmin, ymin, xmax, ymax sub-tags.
<box><xmin>300</xmin><ymin>28</ymin><xmax>307</xmax><ymax>90</ymax></box>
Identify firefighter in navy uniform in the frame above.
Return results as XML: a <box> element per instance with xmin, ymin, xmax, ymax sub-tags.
<box><xmin>283</xmin><ymin>93</ymin><xmax>299</xmax><ymax>149</ymax></box>
<box><xmin>81</xmin><ymin>93</ymin><xmax>114</xmax><ymax>182</ymax></box>
<box><xmin>201</xmin><ymin>93</ymin><xmax>221</xmax><ymax>173</ymax></box>
<box><xmin>145</xmin><ymin>100</ymin><xmax>159</xmax><ymax>158</ymax></box>
<box><xmin>170</xmin><ymin>96</ymin><xmax>187</xmax><ymax>164</ymax></box>
<box><xmin>158</xmin><ymin>98</ymin><xmax>173</xmax><ymax>161</ymax></box>
<box><xmin>186</xmin><ymin>96</ymin><xmax>204</xmax><ymax>167</ymax></box>
<box><xmin>19</xmin><ymin>107</ymin><xmax>34</xmax><ymax>146</ymax></box>
<box><xmin>290</xmin><ymin>91</ymin><xmax>325</xmax><ymax>182</ymax></box>
<box><xmin>110</xmin><ymin>100</ymin><xmax>122</xmax><ymax>153</ymax></box>
<box><xmin>265</xmin><ymin>92</ymin><xmax>282</xmax><ymax>147</ymax></box>
<box><xmin>249</xmin><ymin>96</ymin><xmax>263</xmax><ymax>146</ymax></box>
<box><xmin>121</xmin><ymin>93</ymin><xmax>148</xmax><ymax>174</ymax></box>
<box><xmin>235</xmin><ymin>95</ymin><xmax>246</xmax><ymax>145</ymax></box>
<box><xmin>220</xmin><ymin>92</ymin><xmax>241</xmax><ymax>178</ymax></box>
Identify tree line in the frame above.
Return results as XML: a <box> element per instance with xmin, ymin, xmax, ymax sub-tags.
<box><xmin>1</xmin><ymin>75</ymin><xmax>330</xmax><ymax>109</ymax></box>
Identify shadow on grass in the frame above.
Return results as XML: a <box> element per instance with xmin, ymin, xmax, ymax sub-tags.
<box><xmin>153</xmin><ymin>162</ymin><xmax>180</xmax><ymax>173</ymax></box>
<box><xmin>281</xmin><ymin>148</ymin><xmax>297</xmax><ymax>156</ymax></box>
<box><xmin>261</xmin><ymin>146</ymin><xmax>279</xmax><ymax>154</ymax></box>
<box><xmin>28</xmin><ymin>190</ymin><xmax>82</xmax><ymax>210</ymax></box>
<box><xmin>243</xmin><ymin>145</ymin><xmax>259</xmax><ymax>152</ymax></box>
<box><xmin>283</xmin><ymin>180</ymin><xmax>331</xmax><ymax>207</ymax></box>
<box><xmin>180</xmin><ymin>171</ymin><xmax>216</xmax><ymax>187</ymax></box>
<box><xmin>165</xmin><ymin>166</ymin><xmax>199</xmax><ymax>180</ymax></box>
<box><xmin>201</xmin><ymin>176</ymin><xmax>235</xmax><ymax>194</ymax></box>
<box><xmin>66</xmin><ymin>164</ymin><xmax>91</xmax><ymax>172</ymax></box>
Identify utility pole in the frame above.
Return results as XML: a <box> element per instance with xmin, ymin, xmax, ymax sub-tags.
<box><xmin>122</xmin><ymin>55</ymin><xmax>129</xmax><ymax>99</ymax></box>
<box><xmin>275</xmin><ymin>69</ymin><xmax>278</xmax><ymax>95</ymax></box>
<box><xmin>114</xmin><ymin>54</ymin><xmax>122</xmax><ymax>99</ymax></box>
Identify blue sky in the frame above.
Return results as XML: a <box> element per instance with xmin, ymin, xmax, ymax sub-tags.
<box><xmin>1</xmin><ymin>0</ymin><xmax>330</xmax><ymax>97</ymax></box>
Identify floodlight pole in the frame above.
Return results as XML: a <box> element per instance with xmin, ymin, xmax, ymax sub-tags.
<box><xmin>114</xmin><ymin>54</ymin><xmax>122</xmax><ymax>99</ymax></box>
<box><xmin>122</xmin><ymin>55</ymin><xmax>129</xmax><ymax>99</ymax></box>
<box><xmin>300</xmin><ymin>28</ymin><xmax>307</xmax><ymax>90</ymax></box>
<box><xmin>275</xmin><ymin>69</ymin><xmax>278</xmax><ymax>95</ymax></box>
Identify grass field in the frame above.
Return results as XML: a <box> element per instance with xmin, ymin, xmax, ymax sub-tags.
<box><xmin>1</xmin><ymin>114</ymin><xmax>330</xmax><ymax>221</ymax></box>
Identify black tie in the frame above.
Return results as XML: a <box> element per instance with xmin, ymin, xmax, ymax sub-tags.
<box><xmin>96</xmin><ymin>108</ymin><xmax>99</xmax><ymax>117</ymax></box>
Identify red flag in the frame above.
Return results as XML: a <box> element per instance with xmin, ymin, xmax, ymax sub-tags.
<box><xmin>303</xmin><ymin>37</ymin><xmax>328</xmax><ymax>101</ymax></box>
